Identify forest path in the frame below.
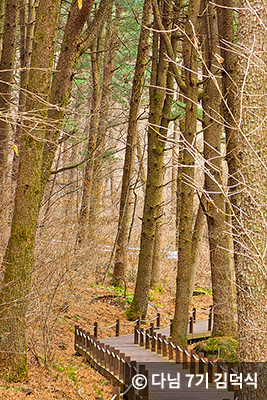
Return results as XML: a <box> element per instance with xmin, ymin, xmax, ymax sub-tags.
<box><xmin>101</xmin><ymin>322</ymin><xmax>234</xmax><ymax>400</ymax></box>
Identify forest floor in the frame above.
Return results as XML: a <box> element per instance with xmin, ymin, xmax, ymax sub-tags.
<box><xmin>0</xmin><ymin>280</ymin><xmax>212</xmax><ymax>400</ymax></box>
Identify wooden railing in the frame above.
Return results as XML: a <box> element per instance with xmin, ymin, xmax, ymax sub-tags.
<box><xmin>82</xmin><ymin>305</ymin><xmax>213</xmax><ymax>342</ymax></box>
<box><xmin>74</xmin><ymin>326</ymin><xmax>149</xmax><ymax>400</ymax></box>
<box><xmin>74</xmin><ymin>324</ymin><xmax>238</xmax><ymax>400</ymax></box>
<box><xmin>133</xmin><ymin>323</ymin><xmax>238</xmax><ymax>399</ymax></box>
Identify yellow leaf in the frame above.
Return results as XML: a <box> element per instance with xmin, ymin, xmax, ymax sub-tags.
<box><xmin>78</xmin><ymin>0</ymin><xmax>82</xmax><ymax>9</ymax></box>
<box><xmin>13</xmin><ymin>144</ymin><xmax>18</xmax><ymax>156</ymax></box>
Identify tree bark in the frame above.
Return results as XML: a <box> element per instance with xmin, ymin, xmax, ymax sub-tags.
<box><xmin>172</xmin><ymin>0</ymin><xmax>201</xmax><ymax>345</ymax></box>
<box><xmin>112</xmin><ymin>0</ymin><xmax>152</xmax><ymax>287</ymax></box>
<box><xmin>87</xmin><ymin>5</ymin><xmax>118</xmax><ymax>240</ymax></box>
<box><xmin>0</xmin><ymin>0</ymin><xmax>18</xmax><ymax>181</ymax></box>
<box><xmin>40</xmin><ymin>0</ymin><xmax>113</xmax><ymax>197</ymax></box>
<box><xmin>150</xmin><ymin>30</ymin><xmax>177</xmax><ymax>290</ymax></box>
<box><xmin>201</xmin><ymin>0</ymin><xmax>236</xmax><ymax>337</ymax></box>
<box><xmin>0</xmin><ymin>0</ymin><xmax>19</xmax><ymax>252</ymax></box>
<box><xmin>233</xmin><ymin>1</ymin><xmax>267</xmax><ymax>398</ymax></box>
<box><xmin>217</xmin><ymin>0</ymin><xmax>237</xmax><ymax>301</ymax></box>
<box><xmin>127</xmin><ymin>0</ymin><xmax>171</xmax><ymax>319</ymax></box>
<box><xmin>77</xmin><ymin>36</ymin><xmax>102</xmax><ymax>245</ymax></box>
<box><xmin>0</xmin><ymin>0</ymin><xmax>61</xmax><ymax>381</ymax></box>
<box><xmin>0</xmin><ymin>1</ymin><xmax>5</xmax><ymax>52</ymax></box>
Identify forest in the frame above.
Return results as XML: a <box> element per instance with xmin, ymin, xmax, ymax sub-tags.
<box><xmin>0</xmin><ymin>0</ymin><xmax>266</xmax><ymax>399</ymax></box>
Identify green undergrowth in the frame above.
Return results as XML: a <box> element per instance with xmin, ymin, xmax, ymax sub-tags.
<box><xmin>0</xmin><ymin>385</ymin><xmax>33</xmax><ymax>393</ymax></box>
<box><xmin>105</xmin><ymin>285</ymin><xmax>134</xmax><ymax>306</ymax></box>
<box><xmin>51</xmin><ymin>360</ymin><xmax>79</xmax><ymax>382</ymax></box>
<box><xmin>194</xmin><ymin>337</ymin><xmax>237</xmax><ymax>362</ymax></box>
<box><xmin>193</xmin><ymin>287</ymin><xmax>212</xmax><ymax>296</ymax></box>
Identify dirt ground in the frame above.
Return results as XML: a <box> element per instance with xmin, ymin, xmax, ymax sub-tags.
<box><xmin>0</xmin><ymin>281</ymin><xmax>212</xmax><ymax>400</ymax></box>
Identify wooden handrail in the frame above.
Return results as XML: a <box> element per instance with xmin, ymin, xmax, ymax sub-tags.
<box><xmin>75</xmin><ymin>326</ymin><xmax>149</xmax><ymax>400</ymax></box>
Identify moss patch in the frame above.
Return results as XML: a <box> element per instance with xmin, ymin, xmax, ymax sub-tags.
<box><xmin>194</xmin><ymin>336</ymin><xmax>237</xmax><ymax>362</ymax></box>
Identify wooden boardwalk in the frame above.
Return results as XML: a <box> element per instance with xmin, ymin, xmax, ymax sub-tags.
<box><xmin>102</xmin><ymin>323</ymin><xmax>235</xmax><ymax>400</ymax></box>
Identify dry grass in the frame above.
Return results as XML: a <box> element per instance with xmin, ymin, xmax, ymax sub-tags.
<box><xmin>0</xmin><ymin>270</ymin><xmax>212</xmax><ymax>400</ymax></box>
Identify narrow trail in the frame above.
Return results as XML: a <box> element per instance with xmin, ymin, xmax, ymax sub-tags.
<box><xmin>102</xmin><ymin>322</ymin><xmax>235</xmax><ymax>400</ymax></box>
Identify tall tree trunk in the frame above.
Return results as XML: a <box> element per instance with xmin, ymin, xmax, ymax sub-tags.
<box><xmin>87</xmin><ymin>6</ymin><xmax>118</xmax><ymax>240</ymax></box>
<box><xmin>189</xmin><ymin>199</ymin><xmax>206</xmax><ymax>295</ymax></box>
<box><xmin>233</xmin><ymin>1</ymin><xmax>267</xmax><ymax>398</ymax></box>
<box><xmin>172</xmin><ymin>0</ymin><xmax>201</xmax><ymax>345</ymax></box>
<box><xmin>0</xmin><ymin>0</ymin><xmax>18</xmax><ymax>188</ymax></box>
<box><xmin>40</xmin><ymin>0</ymin><xmax>113</xmax><ymax>197</ymax></box>
<box><xmin>201</xmin><ymin>0</ymin><xmax>236</xmax><ymax>337</ymax></box>
<box><xmin>77</xmin><ymin>36</ymin><xmax>102</xmax><ymax>245</ymax></box>
<box><xmin>150</xmin><ymin>30</ymin><xmax>177</xmax><ymax>290</ymax></box>
<box><xmin>112</xmin><ymin>0</ymin><xmax>152</xmax><ymax>287</ymax></box>
<box><xmin>217</xmin><ymin>0</ymin><xmax>237</xmax><ymax>296</ymax></box>
<box><xmin>0</xmin><ymin>0</ymin><xmax>61</xmax><ymax>381</ymax></box>
<box><xmin>0</xmin><ymin>1</ymin><xmax>5</xmax><ymax>51</ymax></box>
<box><xmin>136</xmin><ymin>132</ymin><xmax>146</xmax><ymax>190</ymax></box>
<box><xmin>171</xmin><ymin>122</ymin><xmax>179</xmax><ymax>210</ymax></box>
<box><xmin>127</xmin><ymin>0</ymin><xmax>171</xmax><ymax>320</ymax></box>
<box><xmin>0</xmin><ymin>0</ymin><xmax>19</xmax><ymax>258</ymax></box>
<box><xmin>0</xmin><ymin>0</ymin><xmax>114</xmax><ymax>380</ymax></box>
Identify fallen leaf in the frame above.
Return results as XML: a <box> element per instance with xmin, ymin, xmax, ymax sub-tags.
<box><xmin>13</xmin><ymin>143</ymin><xmax>19</xmax><ymax>156</ymax></box>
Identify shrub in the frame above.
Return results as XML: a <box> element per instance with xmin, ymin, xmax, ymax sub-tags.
<box><xmin>194</xmin><ymin>337</ymin><xmax>237</xmax><ymax>362</ymax></box>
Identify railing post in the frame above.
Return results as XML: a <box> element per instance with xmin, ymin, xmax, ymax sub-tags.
<box><xmin>192</xmin><ymin>307</ymin><xmax>196</xmax><ymax>323</ymax></box>
<box><xmin>175</xmin><ymin>342</ymin><xmax>182</xmax><ymax>364</ymax></box>
<box><xmin>110</xmin><ymin>347</ymin><xmax>115</xmax><ymax>374</ymax></box>
<box><xmin>217</xmin><ymin>359</ymin><xmax>223</xmax><ymax>375</ymax></box>
<box><xmin>208</xmin><ymin>356</ymin><xmax>214</xmax><ymax>383</ymax></box>
<box><xmin>101</xmin><ymin>342</ymin><xmax>106</xmax><ymax>366</ymax></box>
<box><xmin>168</xmin><ymin>340</ymin><xmax>173</xmax><ymax>360</ymax></box>
<box><xmin>76</xmin><ymin>327</ymin><xmax>81</xmax><ymax>347</ymax></box>
<box><xmin>112</xmin><ymin>387</ymin><xmax>120</xmax><ymax>399</ymax></box>
<box><xmin>99</xmin><ymin>342</ymin><xmax>105</xmax><ymax>365</ymax></box>
<box><xmin>105</xmin><ymin>344</ymin><xmax>110</xmax><ymax>370</ymax></box>
<box><xmin>199</xmin><ymin>352</ymin><xmax>205</xmax><ymax>375</ymax></box>
<box><xmin>156</xmin><ymin>313</ymin><xmax>160</xmax><ymax>328</ymax></box>
<box><xmin>85</xmin><ymin>331</ymin><xmax>90</xmax><ymax>353</ymax></box>
<box><xmin>119</xmin><ymin>352</ymin><xmax>125</xmax><ymax>381</ymax></box>
<box><xmin>74</xmin><ymin>325</ymin><xmax>79</xmax><ymax>348</ymax></box>
<box><xmin>85</xmin><ymin>333</ymin><xmax>90</xmax><ymax>354</ymax></box>
<box><xmin>81</xmin><ymin>329</ymin><xmax>86</xmax><ymax>349</ymax></box>
<box><xmin>114</xmin><ymin>349</ymin><xmax>120</xmax><ymax>376</ymax></box>
<box><xmin>124</xmin><ymin>357</ymin><xmax>136</xmax><ymax>400</ymax></box>
<box><xmin>93</xmin><ymin>337</ymin><xmax>97</xmax><ymax>360</ymax></box>
<box><xmin>228</xmin><ymin>362</ymin><xmax>235</xmax><ymax>392</ymax></box>
<box><xmin>87</xmin><ymin>334</ymin><xmax>91</xmax><ymax>356</ymax></box>
<box><xmin>130</xmin><ymin>360</ymin><xmax>137</xmax><ymax>400</ymax></box>
<box><xmin>170</xmin><ymin>319</ymin><xmax>173</xmax><ymax>337</ymax></box>
<box><xmin>157</xmin><ymin>333</ymin><xmax>162</xmax><ymax>354</ymax></box>
<box><xmin>162</xmin><ymin>335</ymin><xmax>167</xmax><ymax>357</ymax></box>
<box><xmin>124</xmin><ymin>355</ymin><xmax>131</xmax><ymax>385</ymax></box>
<box><xmin>183</xmin><ymin>345</ymin><xmax>189</xmax><ymax>369</ymax></box>
<box><xmin>95</xmin><ymin>341</ymin><xmax>101</xmax><ymax>363</ymax></box>
<box><xmin>94</xmin><ymin>322</ymin><xmax>98</xmax><ymax>340</ymax></box>
<box><xmin>145</xmin><ymin>329</ymin><xmax>150</xmax><ymax>349</ymax></box>
<box><xmin>190</xmin><ymin>350</ymin><xmax>196</xmax><ymax>374</ymax></box>
<box><xmin>137</xmin><ymin>316</ymin><xmax>141</xmax><ymax>328</ymax></box>
<box><xmin>116</xmin><ymin>319</ymin><xmax>120</xmax><ymax>337</ymax></box>
<box><xmin>208</xmin><ymin>305</ymin><xmax>213</xmax><ymax>331</ymax></box>
<box><xmin>134</xmin><ymin>325</ymin><xmax>139</xmax><ymax>344</ymax></box>
<box><xmin>151</xmin><ymin>332</ymin><xmax>156</xmax><ymax>352</ymax></box>
<box><xmin>140</xmin><ymin>328</ymin><xmax>144</xmax><ymax>346</ymax></box>
<box><xmin>139</xmin><ymin>364</ymin><xmax>149</xmax><ymax>400</ymax></box>
<box><xmin>189</xmin><ymin>316</ymin><xmax>193</xmax><ymax>334</ymax></box>
<box><xmin>150</xmin><ymin>322</ymin><xmax>154</xmax><ymax>336</ymax></box>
